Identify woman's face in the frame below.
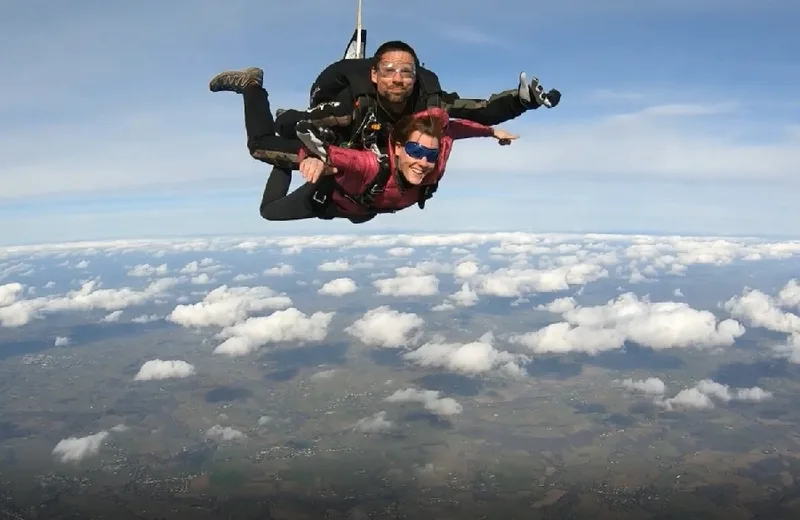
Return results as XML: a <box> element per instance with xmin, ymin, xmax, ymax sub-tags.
<box><xmin>394</xmin><ymin>131</ymin><xmax>439</xmax><ymax>185</ymax></box>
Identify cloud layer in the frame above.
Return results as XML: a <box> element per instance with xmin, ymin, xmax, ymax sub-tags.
<box><xmin>2</xmin><ymin>231</ymin><xmax>797</xmax><ymax>469</ymax></box>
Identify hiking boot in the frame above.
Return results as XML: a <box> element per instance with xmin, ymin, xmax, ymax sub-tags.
<box><xmin>209</xmin><ymin>67</ymin><xmax>263</xmax><ymax>93</ymax></box>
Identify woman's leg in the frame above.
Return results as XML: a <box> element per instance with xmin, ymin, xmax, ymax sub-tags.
<box><xmin>259</xmin><ymin>168</ymin><xmax>318</xmax><ymax>221</ymax></box>
<box><xmin>258</xmin><ymin>171</ymin><xmax>375</xmax><ymax>223</ymax></box>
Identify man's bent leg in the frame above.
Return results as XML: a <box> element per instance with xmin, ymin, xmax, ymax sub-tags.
<box><xmin>209</xmin><ymin>67</ymin><xmax>301</xmax><ymax>168</ymax></box>
<box><xmin>242</xmin><ymin>86</ymin><xmax>301</xmax><ymax>168</ymax></box>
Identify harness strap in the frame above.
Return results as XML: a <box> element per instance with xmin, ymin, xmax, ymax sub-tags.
<box><xmin>307</xmin><ymin>155</ymin><xmax>397</xmax><ymax>216</ymax></box>
<box><xmin>353</xmin><ymin>155</ymin><xmax>391</xmax><ymax>206</ymax></box>
<box><xmin>417</xmin><ymin>181</ymin><xmax>439</xmax><ymax>209</ymax></box>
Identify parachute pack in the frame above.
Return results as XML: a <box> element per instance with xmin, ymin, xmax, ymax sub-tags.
<box><xmin>301</xmin><ymin>3</ymin><xmax>446</xmax><ymax>210</ymax></box>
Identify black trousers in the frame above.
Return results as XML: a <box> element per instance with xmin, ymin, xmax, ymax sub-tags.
<box><xmin>243</xmin><ymin>85</ymin><xmax>302</xmax><ymax>169</ymax></box>
<box><xmin>258</xmin><ymin>168</ymin><xmax>376</xmax><ymax>224</ymax></box>
<box><xmin>243</xmin><ymin>86</ymin><xmax>375</xmax><ymax>224</ymax></box>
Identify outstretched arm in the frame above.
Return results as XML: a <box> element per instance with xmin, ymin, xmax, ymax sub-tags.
<box><xmin>440</xmin><ymin>73</ymin><xmax>560</xmax><ymax>126</ymax></box>
<box><xmin>297</xmin><ymin>145</ymin><xmax>379</xmax><ymax>185</ymax></box>
<box><xmin>447</xmin><ymin>118</ymin><xmax>495</xmax><ymax>140</ymax></box>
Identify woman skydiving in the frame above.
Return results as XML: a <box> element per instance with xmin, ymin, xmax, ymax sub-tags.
<box><xmin>258</xmin><ymin>107</ymin><xmax>518</xmax><ymax>224</ymax></box>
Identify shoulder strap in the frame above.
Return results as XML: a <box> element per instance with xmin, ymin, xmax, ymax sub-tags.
<box><xmin>425</xmin><ymin>93</ymin><xmax>443</xmax><ymax>109</ymax></box>
<box><xmin>356</xmin><ymin>154</ymin><xmax>392</xmax><ymax>207</ymax></box>
<box><xmin>417</xmin><ymin>181</ymin><xmax>439</xmax><ymax>209</ymax></box>
<box><xmin>347</xmin><ymin>95</ymin><xmax>381</xmax><ymax>150</ymax></box>
<box><xmin>332</xmin><ymin>154</ymin><xmax>391</xmax><ymax>209</ymax></box>
<box><xmin>309</xmin><ymin>59</ymin><xmax>373</xmax><ymax>106</ymax></box>
<box><xmin>417</xmin><ymin>66</ymin><xmax>444</xmax><ymax>97</ymax></box>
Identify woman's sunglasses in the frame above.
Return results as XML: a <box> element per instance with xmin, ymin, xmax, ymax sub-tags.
<box><xmin>404</xmin><ymin>141</ymin><xmax>439</xmax><ymax>163</ymax></box>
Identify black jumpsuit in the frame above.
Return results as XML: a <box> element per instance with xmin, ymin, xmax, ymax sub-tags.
<box><xmin>245</xmin><ymin>59</ymin><xmax>534</xmax><ymax>223</ymax></box>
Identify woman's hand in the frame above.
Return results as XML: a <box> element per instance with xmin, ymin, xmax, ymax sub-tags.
<box><xmin>492</xmin><ymin>128</ymin><xmax>519</xmax><ymax>146</ymax></box>
<box><xmin>299</xmin><ymin>157</ymin><xmax>336</xmax><ymax>183</ymax></box>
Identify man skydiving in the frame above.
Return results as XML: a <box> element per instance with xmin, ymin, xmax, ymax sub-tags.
<box><xmin>209</xmin><ymin>40</ymin><xmax>560</xmax><ymax>167</ymax></box>
<box><xmin>208</xmin><ymin>39</ymin><xmax>560</xmax><ymax>224</ymax></box>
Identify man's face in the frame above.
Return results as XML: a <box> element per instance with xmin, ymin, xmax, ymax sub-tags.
<box><xmin>370</xmin><ymin>50</ymin><xmax>416</xmax><ymax>104</ymax></box>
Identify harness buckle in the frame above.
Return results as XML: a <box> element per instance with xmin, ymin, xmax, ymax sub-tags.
<box><xmin>311</xmin><ymin>191</ymin><xmax>327</xmax><ymax>205</ymax></box>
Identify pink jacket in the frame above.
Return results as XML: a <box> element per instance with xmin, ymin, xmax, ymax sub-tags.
<box><xmin>298</xmin><ymin>107</ymin><xmax>494</xmax><ymax>215</ymax></box>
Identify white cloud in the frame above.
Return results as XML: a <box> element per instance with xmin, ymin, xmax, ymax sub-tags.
<box><xmin>179</xmin><ymin>258</ymin><xmax>219</xmax><ymax>274</ymax></box>
<box><xmin>264</xmin><ymin>263</ymin><xmax>295</xmax><ymax>276</ymax></box>
<box><xmin>511</xmin><ymin>292</ymin><xmax>745</xmax><ymax>354</ymax></box>
<box><xmin>3</xmin><ymin>233</ymin><xmax>799</xmax><ymax>267</ymax></box>
<box><xmin>778</xmin><ymin>279</ymin><xmax>800</xmax><ymax>309</ymax></box>
<box><xmin>0</xmin><ymin>277</ymin><xmax>177</xmax><ymax>327</ymax></box>
<box><xmin>643</xmin><ymin>378</ymin><xmax>774</xmax><ymax>411</ymax></box>
<box><xmin>724</xmin><ymin>284</ymin><xmax>800</xmax><ymax>334</ymax></box>
<box><xmin>354</xmin><ymin>411</ymin><xmax>393</xmax><ymax>433</ymax></box>
<box><xmin>344</xmin><ymin>306</ymin><xmax>425</xmax><ymax>348</ymax></box>
<box><xmin>167</xmin><ymin>285</ymin><xmax>292</xmax><ymax>328</ymax></box>
<box><xmin>536</xmin><ymin>297</ymin><xmax>577</xmax><ymax>314</ymax></box>
<box><xmin>205</xmin><ymin>425</ymin><xmax>246</xmax><ymax>441</ymax></box>
<box><xmin>131</xmin><ymin>313</ymin><xmax>160</xmax><ymax>323</ymax></box>
<box><xmin>318</xmin><ymin>259</ymin><xmax>351</xmax><ymax>272</ymax></box>
<box><xmin>447</xmin><ymin>282</ymin><xmax>479</xmax><ymax>307</ymax></box>
<box><xmin>385</xmin><ymin>388</ymin><xmax>463</xmax><ymax>417</ymax></box>
<box><xmin>54</xmin><ymin>336</ymin><xmax>70</xmax><ymax>347</ymax></box>
<box><xmin>387</xmin><ymin>247</ymin><xmax>414</xmax><ymax>257</ymax></box>
<box><xmin>127</xmin><ymin>263</ymin><xmax>168</xmax><ymax>277</ymax></box>
<box><xmin>101</xmin><ymin>310</ymin><xmax>123</xmax><ymax>322</ymax></box>
<box><xmin>659</xmin><ymin>388</ymin><xmax>714</xmax><ymax>410</ymax></box>
<box><xmin>133</xmin><ymin>359</ymin><xmax>196</xmax><ymax>380</ymax></box>
<box><xmin>0</xmin><ymin>283</ymin><xmax>23</xmax><ymax>306</ymax></box>
<box><xmin>395</xmin><ymin>261</ymin><xmax>453</xmax><ymax>277</ymax></box>
<box><xmin>213</xmin><ymin>308</ymin><xmax>333</xmax><ymax>356</ymax></box>
<box><xmin>318</xmin><ymin>277</ymin><xmax>358</xmax><ymax>296</ymax></box>
<box><xmin>619</xmin><ymin>377</ymin><xmax>666</xmax><ymax>395</ymax></box>
<box><xmin>52</xmin><ymin>431</ymin><xmax>110</xmax><ymax>463</ymax></box>
<box><xmin>0</xmin><ymin>263</ymin><xmax>33</xmax><ymax>280</ymax></box>
<box><xmin>473</xmin><ymin>263</ymin><xmax>608</xmax><ymax>298</ymax></box>
<box><xmin>310</xmin><ymin>369</ymin><xmax>338</xmax><ymax>380</ymax></box>
<box><xmin>735</xmin><ymin>386</ymin><xmax>774</xmax><ymax>402</ymax></box>
<box><xmin>404</xmin><ymin>332</ymin><xmax>526</xmax><ymax>376</ymax></box>
<box><xmin>453</xmin><ymin>260</ymin><xmax>480</xmax><ymax>279</ymax></box>
<box><xmin>774</xmin><ymin>333</ymin><xmax>800</xmax><ymax>363</ymax></box>
<box><xmin>191</xmin><ymin>273</ymin><xmax>213</xmax><ymax>285</ymax></box>
<box><xmin>373</xmin><ymin>274</ymin><xmax>439</xmax><ymax>297</ymax></box>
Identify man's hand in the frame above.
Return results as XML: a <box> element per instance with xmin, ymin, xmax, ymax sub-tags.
<box><xmin>299</xmin><ymin>157</ymin><xmax>336</xmax><ymax>184</ymax></box>
<box><xmin>518</xmin><ymin>72</ymin><xmax>561</xmax><ymax>109</ymax></box>
<box><xmin>492</xmin><ymin>128</ymin><xmax>519</xmax><ymax>146</ymax></box>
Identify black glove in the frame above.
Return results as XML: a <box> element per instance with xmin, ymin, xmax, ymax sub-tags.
<box><xmin>295</xmin><ymin>121</ymin><xmax>332</xmax><ymax>162</ymax></box>
<box><xmin>518</xmin><ymin>72</ymin><xmax>560</xmax><ymax>109</ymax></box>
<box><xmin>546</xmin><ymin>88</ymin><xmax>561</xmax><ymax>108</ymax></box>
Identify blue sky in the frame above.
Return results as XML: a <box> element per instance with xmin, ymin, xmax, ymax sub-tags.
<box><xmin>1</xmin><ymin>0</ymin><xmax>799</xmax><ymax>245</ymax></box>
